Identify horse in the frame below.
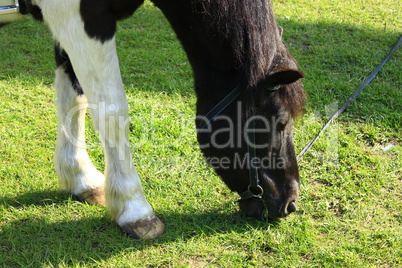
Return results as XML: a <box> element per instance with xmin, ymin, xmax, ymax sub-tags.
<box><xmin>0</xmin><ymin>0</ymin><xmax>305</xmax><ymax>239</ymax></box>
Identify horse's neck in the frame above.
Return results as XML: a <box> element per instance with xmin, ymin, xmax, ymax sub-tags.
<box><xmin>153</xmin><ymin>0</ymin><xmax>240</xmax><ymax>100</ymax></box>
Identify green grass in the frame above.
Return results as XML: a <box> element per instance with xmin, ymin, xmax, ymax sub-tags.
<box><xmin>1</xmin><ymin>0</ymin><xmax>401</xmax><ymax>267</ymax></box>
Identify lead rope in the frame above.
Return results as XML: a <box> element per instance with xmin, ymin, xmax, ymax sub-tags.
<box><xmin>297</xmin><ymin>36</ymin><xmax>402</xmax><ymax>162</ymax></box>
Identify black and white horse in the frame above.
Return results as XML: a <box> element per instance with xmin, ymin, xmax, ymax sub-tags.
<box><xmin>1</xmin><ymin>0</ymin><xmax>305</xmax><ymax>239</ymax></box>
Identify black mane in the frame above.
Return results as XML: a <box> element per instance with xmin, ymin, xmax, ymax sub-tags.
<box><xmin>195</xmin><ymin>0</ymin><xmax>280</xmax><ymax>87</ymax></box>
<box><xmin>194</xmin><ymin>0</ymin><xmax>305</xmax><ymax>117</ymax></box>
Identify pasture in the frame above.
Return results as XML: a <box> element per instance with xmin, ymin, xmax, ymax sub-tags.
<box><xmin>0</xmin><ymin>0</ymin><xmax>401</xmax><ymax>266</ymax></box>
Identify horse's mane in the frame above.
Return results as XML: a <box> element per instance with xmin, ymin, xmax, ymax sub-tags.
<box><xmin>194</xmin><ymin>0</ymin><xmax>305</xmax><ymax>117</ymax></box>
<box><xmin>195</xmin><ymin>0</ymin><xmax>279</xmax><ymax>86</ymax></box>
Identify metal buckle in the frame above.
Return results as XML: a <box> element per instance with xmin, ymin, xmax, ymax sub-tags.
<box><xmin>239</xmin><ymin>185</ymin><xmax>264</xmax><ymax>200</ymax></box>
<box><xmin>0</xmin><ymin>0</ymin><xmax>19</xmax><ymax>15</ymax></box>
<box><xmin>248</xmin><ymin>184</ymin><xmax>264</xmax><ymax>197</ymax></box>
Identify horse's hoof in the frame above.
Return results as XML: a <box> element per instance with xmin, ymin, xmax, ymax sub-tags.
<box><xmin>121</xmin><ymin>215</ymin><xmax>165</xmax><ymax>239</ymax></box>
<box><xmin>75</xmin><ymin>186</ymin><xmax>106</xmax><ymax>205</ymax></box>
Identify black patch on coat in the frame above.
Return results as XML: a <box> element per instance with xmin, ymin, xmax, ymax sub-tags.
<box><xmin>80</xmin><ymin>0</ymin><xmax>144</xmax><ymax>42</ymax></box>
<box><xmin>55</xmin><ymin>44</ymin><xmax>84</xmax><ymax>95</ymax></box>
<box><xmin>29</xmin><ymin>5</ymin><xmax>44</xmax><ymax>21</ymax></box>
<box><xmin>19</xmin><ymin>0</ymin><xmax>33</xmax><ymax>14</ymax></box>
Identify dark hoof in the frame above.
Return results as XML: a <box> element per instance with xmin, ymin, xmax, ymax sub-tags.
<box><xmin>121</xmin><ymin>215</ymin><xmax>165</xmax><ymax>239</ymax></box>
<box><xmin>75</xmin><ymin>186</ymin><xmax>106</xmax><ymax>205</ymax></box>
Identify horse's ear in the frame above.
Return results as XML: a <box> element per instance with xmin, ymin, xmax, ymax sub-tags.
<box><xmin>266</xmin><ymin>66</ymin><xmax>305</xmax><ymax>89</ymax></box>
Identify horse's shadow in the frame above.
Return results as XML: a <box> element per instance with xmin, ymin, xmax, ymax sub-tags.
<box><xmin>1</xmin><ymin>189</ymin><xmax>69</xmax><ymax>208</ymax></box>
<box><xmin>0</xmin><ymin>190</ymin><xmax>280</xmax><ymax>267</ymax></box>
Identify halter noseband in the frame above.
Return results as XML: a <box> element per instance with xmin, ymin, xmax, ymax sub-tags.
<box><xmin>198</xmin><ymin>84</ymin><xmax>280</xmax><ymax>202</ymax></box>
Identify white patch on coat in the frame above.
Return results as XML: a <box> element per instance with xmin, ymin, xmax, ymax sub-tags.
<box><xmin>54</xmin><ymin>67</ymin><xmax>105</xmax><ymax>196</ymax></box>
<box><xmin>37</xmin><ymin>0</ymin><xmax>155</xmax><ymax>224</ymax></box>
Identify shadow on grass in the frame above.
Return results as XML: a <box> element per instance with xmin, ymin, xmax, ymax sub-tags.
<box><xmin>0</xmin><ymin>190</ymin><xmax>70</xmax><ymax>208</ymax></box>
<box><xmin>0</xmin><ymin>193</ymin><xmax>281</xmax><ymax>266</ymax></box>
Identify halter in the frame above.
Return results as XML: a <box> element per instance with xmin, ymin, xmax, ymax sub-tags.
<box><xmin>198</xmin><ymin>84</ymin><xmax>281</xmax><ymax>202</ymax></box>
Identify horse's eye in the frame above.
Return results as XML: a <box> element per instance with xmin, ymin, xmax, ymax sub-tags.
<box><xmin>276</xmin><ymin>119</ymin><xmax>288</xmax><ymax>131</ymax></box>
<box><xmin>277</xmin><ymin>122</ymin><xmax>286</xmax><ymax>131</ymax></box>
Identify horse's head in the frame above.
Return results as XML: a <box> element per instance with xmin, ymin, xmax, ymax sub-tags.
<box><xmin>238</xmin><ymin>62</ymin><xmax>305</xmax><ymax>220</ymax></box>
<box><xmin>196</xmin><ymin>52</ymin><xmax>305</xmax><ymax>220</ymax></box>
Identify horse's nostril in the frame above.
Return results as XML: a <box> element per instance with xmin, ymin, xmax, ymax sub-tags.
<box><xmin>287</xmin><ymin>201</ymin><xmax>297</xmax><ymax>213</ymax></box>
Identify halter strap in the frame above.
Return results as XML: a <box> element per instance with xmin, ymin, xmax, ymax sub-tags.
<box><xmin>198</xmin><ymin>86</ymin><xmax>241</xmax><ymax>130</ymax></box>
<box><xmin>238</xmin><ymin>94</ymin><xmax>263</xmax><ymax>200</ymax></box>
<box><xmin>198</xmin><ymin>84</ymin><xmax>280</xmax><ymax>201</ymax></box>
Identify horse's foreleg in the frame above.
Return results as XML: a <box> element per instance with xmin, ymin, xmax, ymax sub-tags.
<box><xmin>39</xmin><ymin>0</ymin><xmax>164</xmax><ymax>239</ymax></box>
<box><xmin>54</xmin><ymin>45</ymin><xmax>106</xmax><ymax>205</ymax></box>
